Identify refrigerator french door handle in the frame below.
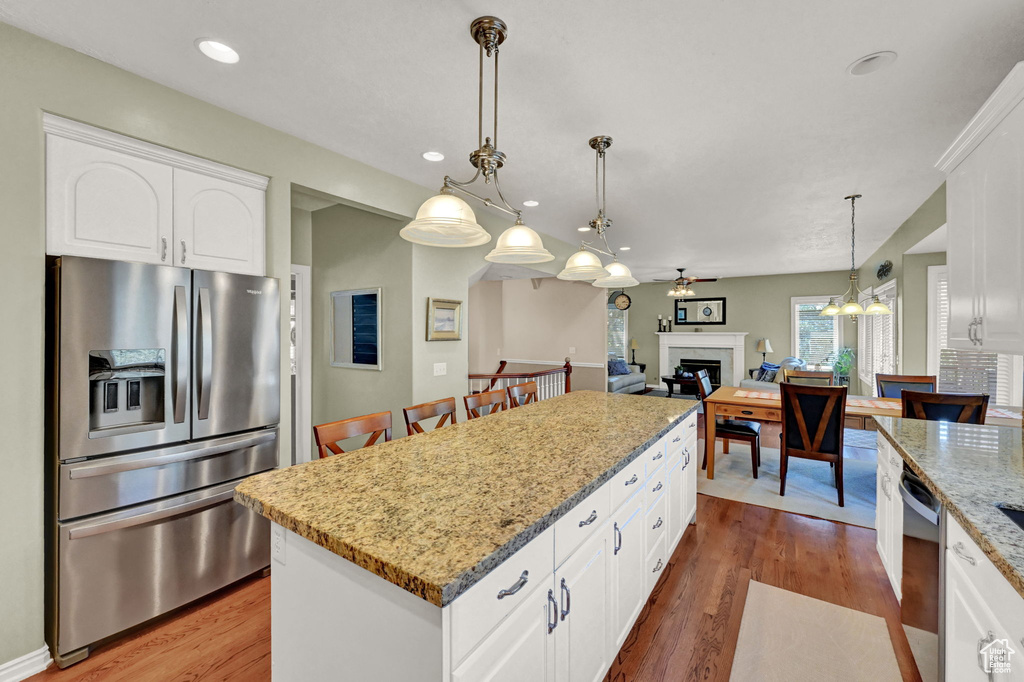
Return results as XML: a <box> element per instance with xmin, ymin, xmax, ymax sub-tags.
<box><xmin>67</xmin><ymin>489</ymin><xmax>236</xmax><ymax>540</ymax></box>
<box><xmin>197</xmin><ymin>287</ymin><xmax>213</xmax><ymax>420</ymax></box>
<box><xmin>173</xmin><ymin>286</ymin><xmax>188</xmax><ymax>424</ymax></box>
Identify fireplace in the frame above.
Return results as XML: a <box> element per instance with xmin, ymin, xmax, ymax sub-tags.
<box><xmin>678</xmin><ymin>358</ymin><xmax>722</xmax><ymax>390</ymax></box>
<box><xmin>657</xmin><ymin>332</ymin><xmax>747</xmax><ymax>387</ymax></box>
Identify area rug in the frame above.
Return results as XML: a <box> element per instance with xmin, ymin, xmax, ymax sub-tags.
<box><xmin>697</xmin><ymin>443</ymin><xmax>877</xmax><ymax>528</ymax></box>
<box><xmin>730</xmin><ymin>581</ymin><xmax>901</xmax><ymax>682</ymax></box>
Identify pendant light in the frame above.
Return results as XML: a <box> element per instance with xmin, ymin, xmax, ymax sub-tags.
<box><xmin>820</xmin><ymin>194</ymin><xmax>892</xmax><ymax>320</ymax></box>
<box><xmin>401</xmin><ymin>17</ymin><xmax>553</xmax><ymax>263</ymax></box>
<box><xmin>556</xmin><ymin>136</ymin><xmax>638</xmax><ymax>288</ymax></box>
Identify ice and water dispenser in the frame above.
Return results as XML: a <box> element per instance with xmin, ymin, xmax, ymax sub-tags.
<box><xmin>88</xmin><ymin>349</ymin><xmax>165</xmax><ymax>437</ymax></box>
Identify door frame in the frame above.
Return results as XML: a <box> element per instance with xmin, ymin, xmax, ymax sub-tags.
<box><xmin>291</xmin><ymin>264</ymin><xmax>313</xmax><ymax>464</ymax></box>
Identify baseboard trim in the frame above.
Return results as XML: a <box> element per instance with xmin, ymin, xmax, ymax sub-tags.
<box><xmin>0</xmin><ymin>645</ymin><xmax>52</xmax><ymax>682</ymax></box>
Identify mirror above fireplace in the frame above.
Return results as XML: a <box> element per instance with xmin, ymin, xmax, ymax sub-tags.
<box><xmin>674</xmin><ymin>297</ymin><xmax>726</xmax><ymax>325</ymax></box>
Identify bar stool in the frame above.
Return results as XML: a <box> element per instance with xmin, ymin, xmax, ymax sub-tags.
<box><xmin>507</xmin><ymin>381</ymin><xmax>538</xmax><ymax>408</ymax></box>
<box><xmin>901</xmin><ymin>390</ymin><xmax>989</xmax><ymax>424</ymax></box>
<box><xmin>464</xmin><ymin>389</ymin><xmax>507</xmax><ymax>419</ymax></box>
<box><xmin>403</xmin><ymin>397</ymin><xmax>457</xmax><ymax>436</ymax></box>
<box><xmin>313</xmin><ymin>411</ymin><xmax>392</xmax><ymax>458</ymax></box>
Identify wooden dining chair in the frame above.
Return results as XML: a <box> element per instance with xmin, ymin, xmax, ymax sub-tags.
<box><xmin>783</xmin><ymin>369</ymin><xmax>835</xmax><ymax>386</ymax></box>
<box><xmin>464</xmin><ymin>389</ymin><xmax>507</xmax><ymax>419</ymax></box>
<box><xmin>507</xmin><ymin>381</ymin><xmax>538</xmax><ymax>408</ymax></box>
<box><xmin>875</xmin><ymin>374</ymin><xmax>937</xmax><ymax>399</ymax></box>
<box><xmin>313</xmin><ymin>411</ymin><xmax>392</xmax><ymax>458</ymax></box>
<box><xmin>403</xmin><ymin>397</ymin><xmax>457</xmax><ymax>436</ymax></box>
<box><xmin>696</xmin><ymin>370</ymin><xmax>761</xmax><ymax>479</ymax></box>
<box><xmin>779</xmin><ymin>382</ymin><xmax>848</xmax><ymax>506</ymax></box>
<box><xmin>901</xmin><ymin>390</ymin><xmax>989</xmax><ymax>425</ymax></box>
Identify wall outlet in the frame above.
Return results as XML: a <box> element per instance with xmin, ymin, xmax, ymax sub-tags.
<box><xmin>433</xmin><ymin>362</ymin><xmax>447</xmax><ymax>376</ymax></box>
<box><xmin>497</xmin><ymin>347</ymin><xmax>502</xmax><ymax>356</ymax></box>
<box><xmin>272</xmin><ymin>525</ymin><xmax>286</xmax><ymax>565</ymax></box>
<box><xmin>568</xmin><ymin>347</ymin><xmax>576</xmax><ymax>354</ymax></box>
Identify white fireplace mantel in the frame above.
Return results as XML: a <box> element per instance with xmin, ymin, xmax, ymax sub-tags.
<box><xmin>657</xmin><ymin>332</ymin><xmax>748</xmax><ymax>387</ymax></box>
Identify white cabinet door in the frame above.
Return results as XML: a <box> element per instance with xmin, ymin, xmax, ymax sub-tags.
<box><xmin>875</xmin><ymin>464</ymin><xmax>891</xmax><ymax>582</ymax></box>
<box><xmin>451</xmin><ymin>581</ymin><xmax>556</xmax><ymax>682</ymax></box>
<box><xmin>944</xmin><ymin>554</ymin><xmax>1012</xmax><ymax>681</ymax></box>
<box><xmin>945</xmin><ymin>150</ymin><xmax>983</xmax><ymax>351</ymax></box>
<box><xmin>46</xmin><ymin>135</ymin><xmax>173</xmax><ymax>264</ymax></box>
<box><xmin>173</xmin><ymin>168</ymin><xmax>265</xmax><ymax>276</ymax></box>
<box><xmin>555</xmin><ymin>527</ymin><xmax>610</xmax><ymax>682</ymax></box>
<box><xmin>682</xmin><ymin>445</ymin><xmax>697</xmax><ymax>525</ymax></box>
<box><xmin>609</xmin><ymin>493</ymin><xmax>646</xmax><ymax>650</ymax></box>
<box><xmin>667</xmin><ymin>459</ymin><xmax>684</xmax><ymax>552</ymax></box>
<box><xmin>886</xmin><ymin>466</ymin><xmax>903</xmax><ymax>601</ymax></box>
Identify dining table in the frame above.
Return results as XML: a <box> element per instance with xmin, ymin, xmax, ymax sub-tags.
<box><xmin>701</xmin><ymin>386</ymin><xmax>1023</xmax><ymax>479</ymax></box>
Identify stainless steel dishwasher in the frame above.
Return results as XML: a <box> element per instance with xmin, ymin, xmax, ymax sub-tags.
<box><xmin>900</xmin><ymin>468</ymin><xmax>944</xmax><ymax>682</ymax></box>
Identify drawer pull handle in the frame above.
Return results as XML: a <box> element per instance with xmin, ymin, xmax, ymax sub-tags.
<box><xmin>496</xmin><ymin>570</ymin><xmax>529</xmax><ymax>600</ymax></box>
<box><xmin>652</xmin><ymin>482</ymin><xmax>663</xmax><ymax>493</ymax></box>
<box><xmin>624</xmin><ymin>474</ymin><xmax>638</xmax><ymax>486</ymax></box>
<box><xmin>977</xmin><ymin>630</ymin><xmax>995</xmax><ymax>674</ymax></box>
<box><xmin>652</xmin><ymin>451</ymin><xmax>663</xmax><ymax>461</ymax></box>
<box><xmin>578</xmin><ymin>510</ymin><xmax>598</xmax><ymax>527</ymax></box>
<box><xmin>672</xmin><ymin>436</ymin><xmax>681</xmax><ymax>443</ymax></box>
<box><xmin>613</xmin><ymin>521</ymin><xmax>622</xmax><ymax>555</ymax></box>
<box><xmin>652</xmin><ymin>558</ymin><xmax>663</xmax><ymax>573</ymax></box>
<box><xmin>181</xmin><ymin>239</ymin><xmax>187</xmax><ymax>264</ymax></box>
<box><xmin>741</xmin><ymin>410</ymin><xmax>754</xmax><ymax>415</ymax></box>
<box><xmin>560</xmin><ymin>578</ymin><xmax>571</xmax><ymax>621</ymax></box>
<box><xmin>952</xmin><ymin>541</ymin><xmax>977</xmax><ymax>566</ymax></box>
<box><xmin>547</xmin><ymin>589</ymin><xmax>558</xmax><ymax>633</ymax></box>
<box><xmin>161</xmin><ymin>237</ymin><xmax>167</xmax><ymax>261</ymax></box>
<box><xmin>652</xmin><ymin>517</ymin><xmax>663</xmax><ymax>530</ymax></box>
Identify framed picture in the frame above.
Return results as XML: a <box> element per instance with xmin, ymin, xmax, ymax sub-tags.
<box><xmin>675</xmin><ymin>297</ymin><xmax>726</xmax><ymax>325</ymax></box>
<box><xmin>426</xmin><ymin>298</ymin><xmax>462</xmax><ymax>341</ymax></box>
<box><xmin>330</xmin><ymin>288</ymin><xmax>382</xmax><ymax>370</ymax></box>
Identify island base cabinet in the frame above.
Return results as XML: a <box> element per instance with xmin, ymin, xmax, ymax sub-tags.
<box><xmin>944</xmin><ymin>554</ymin><xmax>1015</xmax><ymax>681</ymax></box>
<box><xmin>609</xmin><ymin>493</ymin><xmax>646</xmax><ymax>650</ymax></box>
<box><xmin>554</xmin><ymin>527</ymin><xmax>611</xmax><ymax>682</ymax></box>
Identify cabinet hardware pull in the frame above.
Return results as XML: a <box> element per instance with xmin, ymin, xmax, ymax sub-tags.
<box><xmin>652</xmin><ymin>482</ymin><xmax>663</xmax><ymax>493</ymax></box>
<box><xmin>547</xmin><ymin>590</ymin><xmax>558</xmax><ymax>633</ymax></box>
<box><xmin>181</xmin><ymin>239</ymin><xmax>187</xmax><ymax>264</ymax></box>
<box><xmin>652</xmin><ymin>558</ymin><xmax>663</xmax><ymax>573</ymax></box>
<box><xmin>684</xmin><ymin>449</ymin><xmax>690</xmax><ymax>467</ymax></box>
<box><xmin>652</xmin><ymin>451</ymin><xmax>663</xmax><ymax>461</ymax></box>
<box><xmin>161</xmin><ymin>237</ymin><xmax>167</xmax><ymax>261</ymax></box>
<box><xmin>977</xmin><ymin>630</ymin><xmax>995</xmax><ymax>675</ymax></box>
<box><xmin>952</xmin><ymin>541</ymin><xmax>977</xmax><ymax>566</ymax></box>
<box><xmin>652</xmin><ymin>517</ymin><xmax>663</xmax><ymax>530</ymax></box>
<box><xmin>496</xmin><ymin>570</ymin><xmax>529</xmax><ymax>600</ymax></box>
<box><xmin>560</xmin><ymin>578</ymin><xmax>571</xmax><ymax>621</ymax></box>
<box><xmin>578</xmin><ymin>510</ymin><xmax>598</xmax><ymax>527</ymax></box>
<box><xmin>624</xmin><ymin>474</ymin><xmax>638</xmax><ymax>486</ymax></box>
<box><xmin>976</xmin><ymin>317</ymin><xmax>983</xmax><ymax>346</ymax></box>
<box><xmin>741</xmin><ymin>410</ymin><xmax>754</xmax><ymax>415</ymax></box>
<box><xmin>672</xmin><ymin>436</ymin><xmax>681</xmax><ymax>443</ymax></box>
<box><xmin>613</xmin><ymin>522</ymin><xmax>622</xmax><ymax>555</ymax></box>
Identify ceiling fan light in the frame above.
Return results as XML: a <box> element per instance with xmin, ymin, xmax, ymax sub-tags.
<box><xmin>400</xmin><ymin>192</ymin><xmax>492</xmax><ymax>247</ymax></box>
<box><xmin>820</xmin><ymin>299</ymin><xmax>841</xmax><ymax>316</ymax></box>
<box><xmin>839</xmin><ymin>299</ymin><xmax>865</xmax><ymax>316</ymax></box>
<box><xmin>485</xmin><ymin>222</ymin><xmax>554</xmax><ymax>264</ymax></box>
<box><xmin>592</xmin><ymin>261</ymin><xmax>639</xmax><ymax>288</ymax></box>
<box><xmin>864</xmin><ymin>296</ymin><xmax>892</xmax><ymax>315</ymax></box>
<box><xmin>557</xmin><ymin>249</ymin><xmax>606</xmax><ymax>280</ymax></box>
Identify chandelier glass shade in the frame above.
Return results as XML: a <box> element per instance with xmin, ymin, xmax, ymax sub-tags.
<box><xmin>485</xmin><ymin>220</ymin><xmax>554</xmax><ymax>263</ymax></box>
<box><xmin>399</xmin><ymin>191</ymin><xmax>490</xmax><ymax>247</ymax></box>
<box><xmin>593</xmin><ymin>260</ymin><xmax>639</xmax><ymax>288</ymax></box>
<box><xmin>557</xmin><ymin>249</ymin><xmax>607</xmax><ymax>280</ymax></box>
<box><xmin>821</xmin><ymin>194</ymin><xmax>892</xmax><ymax>319</ymax></box>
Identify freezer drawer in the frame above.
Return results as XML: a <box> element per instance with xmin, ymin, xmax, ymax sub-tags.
<box><xmin>59</xmin><ymin>429</ymin><xmax>278</xmax><ymax>520</ymax></box>
<box><xmin>55</xmin><ymin>480</ymin><xmax>269</xmax><ymax>657</ymax></box>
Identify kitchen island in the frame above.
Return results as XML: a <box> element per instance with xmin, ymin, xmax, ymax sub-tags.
<box><xmin>235</xmin><ymin>390</ymin><xmax>700</xmax><ymax>681</ymax></box>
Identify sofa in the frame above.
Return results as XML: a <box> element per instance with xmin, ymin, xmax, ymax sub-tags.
<box><xmin>738</xmin><ymin>357</ymin><xmax>807</xmax><ymax>392</ymax></box>
<box><xmin>607</xmin><ymin>354</ymin><xmax>646</xmax><ymax>394</ymax></box>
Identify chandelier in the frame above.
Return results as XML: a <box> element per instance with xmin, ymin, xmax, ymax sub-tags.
<box><xmin>820</xmin><ymin>194</ymin><xmax>892</xmax><ymax>318</ymax></box>
<box><xmin>556</xmin><ymin>136</ymin><xmax>638</xmax><ymax>288</ymax></box>
<box><xmin>400</xmin><ymin>17</ymin><xmax>553</xmax><ymax>264</ymax></box>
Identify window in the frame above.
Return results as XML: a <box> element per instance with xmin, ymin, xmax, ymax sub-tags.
<box><xmin>791</xmin><ymin>296</ymin><xmax>843</xmax><ymax>367</ymax></box>
<box><xmin>607</xmin><ymin>305</ymin><xmax>627</xmax><ymax>359</ymax></box>
<box><xmin>857</xmin><ymin>281</ymin><xmax>898</xmax><ymax>394</ymax></box>
<box><xmin>928</xmin><ymin>265</ymin><xmax>1023</xmax><ymax>405</ymax></box>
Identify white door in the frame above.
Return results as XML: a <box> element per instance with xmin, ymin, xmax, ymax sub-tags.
<box><xmin>46</xmin><ymin>134</ymin><xmax>173</xmax><ymax>264</ymax></box>
<box><xmin>944</xmin><ymin>555</ymin><xmax>1011</xmax><ymax>681</ymax></box>
<box><xmin>451</xmin><ymin>581</ymin><xmax>556</xmax><ymax>682</ymax></box>
<box><xmin>609</xmin><ymin>494</ymin><xmax>646</xmax><ymax>650</ymax></box>
<box><xmin>173</xmin><ymin>168</ymin><xmax>265</xmax><ymax>275</ymax></box>
<box><xmin>945</xmin><ymin>150</ymin><xmax>983</xmax><ymax>350</ymax></box>
<box><xmin>555</xmin><ymin>527</ymin><xmax>610</xmax><ymax>682</ymax></box>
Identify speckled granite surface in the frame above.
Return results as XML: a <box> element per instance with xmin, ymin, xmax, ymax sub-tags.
<box><xmin>235</xmin><ymin>391</ymin><xmax>698</xmax><ymax>607</ymax></box>
<box><xmin>875</xmin><ymin>417</ymin><xmax>1024</xmax><ymax>599</ymax></box>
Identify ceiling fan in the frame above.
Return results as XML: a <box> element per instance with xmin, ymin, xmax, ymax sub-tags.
<box><xmin>653</xmin><ymin>268</ymin><xmax>719</xmax><ymax>297</ymax></box>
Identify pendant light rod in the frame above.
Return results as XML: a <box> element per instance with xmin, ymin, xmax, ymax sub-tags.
<box><xmin>578</xmin><ymin>135</ymin><xmax>618</xmax><ymax>258</ymax></box>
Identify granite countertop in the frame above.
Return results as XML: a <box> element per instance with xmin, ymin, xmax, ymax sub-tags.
<box><xmin>875</xmin><ymin>416</ymin><xmax>1024</xmax><ymax>598</ymax></box>
<box><xmin>235</xmin><ymin>390</ymin><xmax>699</xmax><ymax>607</ymax></box>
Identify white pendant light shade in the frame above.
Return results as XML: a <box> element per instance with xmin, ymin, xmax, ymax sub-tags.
<box><xmin>557</xmin><ymin>249</ymin><xmax>606</xmax><ymax>280</ymax></box>
<box><xmin>839</xmin><ymin>299</ymin><xmax>865</xmax><ymax>316</ymax></box>
<box><xmin>820</xmin><ymin>298</ymin><xmax>841</xmax><ymax>316</ymax></box>
<box><xmin>592</xmin><ymin>261</ymin><xmax>639</xmax><ymax>288</ymax></box>
<box><xmin>864</xmin><ymin>296</ymin><xmax>892</xmax><ymax>315</ymax></box>
<box><xmin>400</xmin><ymin>192</ymin><xmax>492</xmax><ymax>247</ymax></box>
<box><xmin>485</xmin><ymin>221</ymin><xmax>554</xmax><ymax>263</ymax></box>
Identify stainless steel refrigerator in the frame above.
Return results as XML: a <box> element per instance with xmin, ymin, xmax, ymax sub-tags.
<box><xmin>46</xmin><ymin>256</ymin><xmax>280</xmax><ymax>667</ymax></box>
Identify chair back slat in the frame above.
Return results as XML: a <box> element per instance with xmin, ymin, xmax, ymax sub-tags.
<box><xmin>695</xmin><ymin>369</ymin><xmax>714</xmax><ymax>402</ymax></box>
<box><xmin>313</xmin><ymin>411</ymin><xmax>392</xmax><ymax>458</ymax></box>
<box><xmin>403</xmin><ymin>397</ymin><xmax>457</xmax><ymax>436</ymax></box>
<box><xmin>781</xmin><ymin>383</ymin><xmax>847</xmax><ymax>456</ymax></box>
<box><xmin>876</xmin><ymin>374</ymin><xmax>937</xmax><ymax>399</ymax></box>
<box><xmin>901</xmin><ymin>390</ymin><xmax>989</xmax><ymax>424</ymax></box>
<box><xmin>464</xmin><ymin>390</ymin><xmax>507</xmax><ymax>419</ymax></box>
<box><xmin>507</xmin><ymin>381</ymin><xmax>538</xmax><ymax>408</ymax></box>
<box><xmin>783</xmin><ymin>369</ymin><xmax>835</xmax><ymax>386</ymax></box>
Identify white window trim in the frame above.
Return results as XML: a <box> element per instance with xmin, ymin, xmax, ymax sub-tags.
<box><xmin>926</xmin><ymin>265</ymin><xmax>944</xmax><ymax>376</ymax></box>
<box><xmin>790</xmin><ymin>295</ymin><xmax>845</xmax><ymax>366</ymax></box>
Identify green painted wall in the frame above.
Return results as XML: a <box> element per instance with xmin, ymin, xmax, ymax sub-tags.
<box><xmin>902</xmin><ymin>252</ymin><xmax>947</xmax><ymax>376</ymax></box>
<box><xmin>291</xmin><ymin>207</ymin><xmax>313</xmax><ymax>267</ymax></box>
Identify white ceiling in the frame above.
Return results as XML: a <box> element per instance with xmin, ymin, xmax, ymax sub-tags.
<box><xmin>3</xmin><ymin>0</ymin><xmax>1022</xmax><ymax>280</ymax></box>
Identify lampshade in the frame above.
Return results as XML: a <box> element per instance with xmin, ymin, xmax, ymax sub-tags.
<box><xmin>820</xmin><ymin>298</ymin><xmax>841</xmax><ymax>316</ymax></box>
<box><xmin>756</xmin><ymin>338</ymin><xmax>773</xmax><ymax>354</ymax></box>
<box><xmin>630</xmin><ymin>338</ymin><xmax>639</xmax><ymax>350</ymax></box>
<box><xmin>484</xmin><ymin>221</ymin><xmax>554</xmax><ymax>264</ymax></box>
<box><xmin>839</xmin><ymin>299</ymin><xmax>865</xmax><ymax>316</ymax></box>
<box><xmin>683</xmin><ymin>285</ymin><xmax>696</xmax><ymax>297</ymax></box>
<box><xmin>864</xmin><ymin>296</ymin><xmax>893</xmax><ymax>315</ymax></box>
<box><xmin>592</xmin><ymin>261</ymin><xmax>639</xmax><ymax>288</ymax></box>
<box><xmin>557</xmin><ymin>249</ymin><xmax>607</xmax><ymax>280</ymax></box>
<box><xmin>400</xmin><ymin>192</ymin><xmax>492</xmax><ymax>247</ymax></box>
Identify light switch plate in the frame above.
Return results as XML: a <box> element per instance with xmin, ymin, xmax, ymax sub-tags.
<box><xmin>272</xmin><ymin>524</ymin><xmax>286</xmax><ymax>565</ymax></box>
<box><xmin>433</xmin><ymin>362</ymin><xmax>447</xmax><ymax>376</ymax></box>
<box><xmin>569</xmin><ymin>347</ymin><xmax>576</xmax><ymax>354</ymax></box>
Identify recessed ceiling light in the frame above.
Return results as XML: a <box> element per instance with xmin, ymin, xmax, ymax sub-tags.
<box><xmin>577</xmin><ymin>226</ymin><xmax>590</xmax><ymax>232</ymax></box>
<box><xmin>523</xmin><ymin>200</ymin><xmax>539</xmax><ymax>207</ymax></box>
<box><xmin>847</xmin><ymin>51</ymin><xmax>897</xmax><ymax>77</ymax></box>
<box><xmin>422</xmin><ymin>151</ymin><xmax>445</xmax><ymax>162</ymax></box>
<box><xmin>195</xmin><ymin>39</ymin><xmax>239</xmax><ymax>64</ymax></box>
<box><xmin>619</xmin><ymin>246</ymin><xmax>631</xmax><ymax>251</ymax></box>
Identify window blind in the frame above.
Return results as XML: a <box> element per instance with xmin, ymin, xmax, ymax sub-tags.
<box><xmin>793</xmin><ymin>298</ymin><xmax>840</xmax><ymax>365</ymax></box>
<box><xmin>607</xmin><ymin>306</ymin><xmax>627</xmax><ymax>360</ymax></box>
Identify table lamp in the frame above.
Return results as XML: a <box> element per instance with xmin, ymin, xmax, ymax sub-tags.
<box><xmin>629</xmin><ymin>338</ymin><xmax>639</xmax><ymax>364</ymax></box>
<box><xmin>756</xmin><ymin>338</ymin><xmax>773</xmax><ymax>363</ymax></box>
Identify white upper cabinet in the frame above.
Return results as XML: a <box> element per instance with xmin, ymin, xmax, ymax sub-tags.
<box><xmin>937</xmin><ymin>62</ymin><xmax>1024</xmax><ymax>354</ymax></box>
<box><xmin>44</xmin><ymin>114</ymin><xmax>268</xmax><ymax>276</ymax></box>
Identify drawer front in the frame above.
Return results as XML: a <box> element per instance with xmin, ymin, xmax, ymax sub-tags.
<box><xmin>646</xmin><ymin>533</ymin><xmax>668</xmax><ymax>593</ymax></box>
<box><xmin>449</xmin><ymin>525</ymin><xmax>555</xmax><ymax>667</ymax></box>
<box><xmin>646</xmin><ymin>438</ymin><xmax>668</xmax><ymax>473</ymax></box>
<box><xmin>716</xmin><ymin>403</ymin><xmax>780</xmax><ymax>421</ymax></box>
<box><xmin>611</xmin><ymin>455</ymin><xmax>647</xmax><ymax>511</ymax></box>
<box><xmin>645</xmin><ymin>464</ymin><xmax>666</xmax><ymax>510</ymax></box>
<box><xmin>555</xmin><ymin>484</ymin><xmax>611</xmax><ymax>567</ymax></box>
<box><xmin>645</xmin><ymin>492</ymin><xmax>668</xmax><ymax>556</ymax></box>
<box><xmin>945</xmin><ymin>512</ymin><xmax>1024</xmax><ymax>629</ymax></box>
